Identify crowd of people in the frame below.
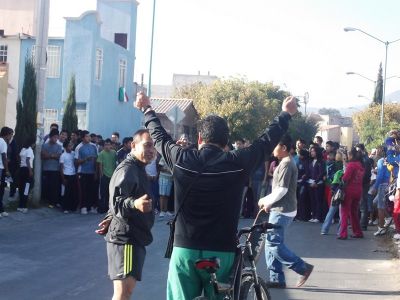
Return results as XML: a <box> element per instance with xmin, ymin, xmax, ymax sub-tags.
<box><xmin>238</xmin><ymin>132</ymin><xmax>400</xmax><ymax>241</ymax></box>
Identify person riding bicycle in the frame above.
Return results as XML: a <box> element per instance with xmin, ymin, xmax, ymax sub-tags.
<box><xmin>258</xmin><ymin>134</ymin><xmax>314</xmax><ymax>289</ymax></box>
<box><xmin>135</xmin><ymin>92</ymin><xmax>297</xmax><ymax>299</ymax></box>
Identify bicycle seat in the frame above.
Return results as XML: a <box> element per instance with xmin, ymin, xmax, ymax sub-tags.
<box><xmin>195</xmin><ymin>257</ymin><xmax>220</xmax><ymax>273</ymax></box>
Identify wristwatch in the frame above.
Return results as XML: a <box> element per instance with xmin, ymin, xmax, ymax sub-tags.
<box><xmin>141</xmin><ymin>105</ymin><xmax>152</xmax><ymax>114</ymax></box>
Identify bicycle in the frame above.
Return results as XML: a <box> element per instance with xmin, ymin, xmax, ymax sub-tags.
<box><xmin>193</xmin><ymin>220</ymin><xmax>279</xmax><ymax>300</ymax></box>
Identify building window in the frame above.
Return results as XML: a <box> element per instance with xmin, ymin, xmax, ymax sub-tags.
<box><xmin>118</xmin><ymin>59</ymin><xmax>127</xmax><ymax>87</ymax></box>
<box><xmin>0</xmin><ymin>45</ymin><xmax>7</xmax><ymax>63</ymax></box>
<box><xmin>44</xmin><ymin>109</ymin><xmax>58</xmax><ymax>134</ymax></box>
<box><xmin>47</xmin><ymin>45</ymin><xmax>61</xmax><ymax>78</ymax></box>
<box><xmin>31</xmin><ymin>45</ymin><xmax>61</xmax><ymax>78</ymax></box>
<box><xmin>95</xmin><ymin>48</ymin><xmax>103</xmax><ymax>81</ymax></box>
<box><xmin>114</xmin><ymin>33</ymin><xmax>127</xmax><ymax>49</ymax></box>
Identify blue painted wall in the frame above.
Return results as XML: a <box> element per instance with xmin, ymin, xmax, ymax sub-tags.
<box><xmin>19</xmin><ymin>0</ymin><xmax>142</xmax><ymax>140</ymax></box>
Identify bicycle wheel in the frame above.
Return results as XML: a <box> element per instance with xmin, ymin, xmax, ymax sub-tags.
<box><xmin>239</xmin><ymin>275</ymin><xmax>271</xmax><ymax>300</ymax></box>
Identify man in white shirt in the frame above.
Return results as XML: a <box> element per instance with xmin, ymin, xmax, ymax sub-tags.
<box><xmin>259</xmin><ymin>134</ymin><xmax>313</xmax><ymax>289</ymax></box>
<box><xmin>0</xmin><ymin>127</ymin><xmax>14</xmax><ymax>217</ymax></box>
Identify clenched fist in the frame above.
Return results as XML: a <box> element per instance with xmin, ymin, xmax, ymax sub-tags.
<box><xmin>282</xmin><ymin>96</ymin><xmax>298</xmax><ymax>116</ymax></box>
<box><xmin>134</xmin><ymin>194</ymin><xmax>153</xmax><ymax>213</ymax></box>
<box><xmin>135</xmin><ymin>92</ymin><xmax>151</xmax><ymax>111</ymax></box>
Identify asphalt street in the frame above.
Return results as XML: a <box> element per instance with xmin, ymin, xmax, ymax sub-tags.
<box><xmin>0</xmin><ymin>208</ymin><xmax>399</xmax><ymax>300</ymax></box>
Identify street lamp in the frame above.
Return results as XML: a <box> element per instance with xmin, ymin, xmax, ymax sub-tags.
<box><xmin>358</xmin><ymin>95</ymin><xmax>372</xmax><ymax>102</ymax></box>
<box><xmin>344</xmin><ymin>27</ymin><xmax>400</xmax><ymax>128</ymax></box>
<box><xmin>346</xmin><ymin>72</ymin><xmax>376</xmax><ymax>83</ymax></box>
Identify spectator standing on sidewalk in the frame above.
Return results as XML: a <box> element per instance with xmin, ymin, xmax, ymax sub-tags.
<box><xmin>158</xmin><ymin>156</ymin><xmax>173</xmax><ymax>218</ymax></box>
<box><xmin>41</xmin><ymin>129</ymin><xmax>63</xmax><ymax>208</ymax></box>
<box><xmin>338</xmin><ymin>148</ymin><xmax>365</xmax><ymax>240</ymax></box>
<box><xmin>258</xmin><ymin>134</ymin><xmax>314</xmax><ymax>289</ymax></box>
<box><xmin>60</xmin><ymin>140</ymin><xmax>78</xmax><ymax>213</ymax></box>
<box><xmin>117</xmin><ymin>137</ymin><xmax>133</xmax><ymax>164</ymax></box>
<box><xmin>0</xmin><ymin>127</ymin><xmax>14</xmax><ymax>217</ymax></box>
<box><xmin>75</xmin><ymin>130</ymin><xmax>98</xmax><ymax>215</ymax></box>
<box><xmin>97</xmin><ymin>139</ymin><xmax>117</xmax><ymax>214</ymax></box>
<box><xmin>18</xmin><ymin>138</ymin><xmax>35</xmax><ymax>213</ymax></box>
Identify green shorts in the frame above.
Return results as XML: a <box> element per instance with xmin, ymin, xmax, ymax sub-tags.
<box><xmin>167</xmin><ymin>246</ymin><xmax>235</xmax><ymax>300</ymax></box>
<box><xmin>107</xmin><ymin>242</ymin><xmax>146</xmax><ymax>281</ymax></box>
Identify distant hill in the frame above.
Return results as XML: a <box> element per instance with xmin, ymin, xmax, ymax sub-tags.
<box><xmin>386</xmin><ymin>90</ymin><xmax>400</xmax><ymax>103</ymax></box>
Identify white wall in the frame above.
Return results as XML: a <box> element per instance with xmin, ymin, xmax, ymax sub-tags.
<box><xmin>0</xmin><ymin>0</ymin><xmax>37</xmax><ymax>35</ymax></box>
<box><xmin>1</xmin><ymin>37</ymin><xmax>22</xmax><ymax>129</ymax></box>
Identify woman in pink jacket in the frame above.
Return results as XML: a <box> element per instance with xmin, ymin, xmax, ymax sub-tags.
<box><xmin>338</xmin><ymin>148</ymin><xmax>365</xmax><ymax>239</ymax></box>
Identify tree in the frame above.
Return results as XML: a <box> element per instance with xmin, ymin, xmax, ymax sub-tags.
<box><xmin>372</xmin><ymin>63</ymin><xmax>383</xmax><ymax>106</ymax></box>
<box><xmin>288</xmin><ymin>115</ymin><xmax>318</xmax><ymax>145</ymax></box>
<box><xmin>14</xmin><ymin>56</ymin><xmax>37</xmax><ymax>151</ymax></box>
<box><xmin>174</xmin><ymin>77</ymin><xmax>317</xmax><ymax>142</ymax></box>
<box><xmin>317</xmin><ymin>107</ymin><xmax>341</xmax><ymax>117</ymax></box>
<box><xmin>352</xmin><ymin>103</ymin><xmax>400</xmax><ymax>150</ymax></box>
<box><xmin>62</xmin><ymin>75</ymin><xmax>78</xmax><ymax>134</ymax></box>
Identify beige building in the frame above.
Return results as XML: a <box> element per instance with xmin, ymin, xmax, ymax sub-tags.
<box><xmin>0</xmin><ymin>0</ymin><xmax>38</xmax><ymax>36</ymax></box>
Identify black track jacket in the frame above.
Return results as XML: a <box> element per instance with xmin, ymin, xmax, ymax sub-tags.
<box><xmin>145</xmin><ymin>110</ymin><xmax>291</xmax><ymax>252</ymax></box>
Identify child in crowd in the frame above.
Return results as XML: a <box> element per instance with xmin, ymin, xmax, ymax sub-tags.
<box><xmin>60</xmin><ymin>140</ymin><xmax>78</xmax><ymax>213</ymax></box>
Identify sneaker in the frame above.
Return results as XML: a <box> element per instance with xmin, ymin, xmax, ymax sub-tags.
<box><xmin>166</xmin><ymin>211</ymin><xmax>175</xmax><ymax>217</ymax></box>
<box><xmin>64</xmin><ymin>210</ymin><xmax>69</xmax><ymax>214</ymax></box>
<box><xmin>321</xmin><ymin>232</ymin><xmax>328</xmax><ymax>235</ymax></box>
<box><xmin>373</xmin><ymin>219</ymin><xmax>379</xmax><ymax>225</ymax></box>
<box><xmin>89</xmin><ymin>207</ymin><xmax>98</xmax><ymax>214</ymax></box>
<box><xmin>308</xmin><ymin>218</ymin><xmax>315</xmax><ymax>223</ymax></box>
<box><xmin>159</xmin><ymin>212</ymin><xmax>166</xmax><ymax>218</ymax></box>
<box><xmin>393</xmin><ymin>233</ymin><xmax>400</xmax><ymax>240</ymax></box>
<box><xmin>22</xmin><ymin>208</ymin><xmax>28</xmax><ymax>214</ymax></box>
<box><xmin>1</xmin><ymin>212</ymin><xmax>9</xmax><ymax>217</ymax></box>
<box><xmin>266</xmin><ymin>281</ymin><xmax>286</xmax><ymax>289</ymax></box>
<box><xmin>374</xmin><ymin>227</ymin><xmax>387</xmax><ymax>236</ymax></box>
<box><xmin>296</xmin><ymin>263</ymin><xmax>314</xmax><ymax>287</ymax></box>
<box><xmin>384</xmin><ymin>217</ymin><xmax>393</xmax><ymax>228</ymax></box>
<box><xmin>48</xmin><ymin>205</ymin><xmax>55</xmax><ymax>209</ymax></box>
<box><xmin>81</xmin><ymin>207</ymin><xmax>88</xmax><ymax>215</ymax></box>
<box><xmin>311</xmin><ymin>219</ymin><xmax>319</xmax><ymax>223</ymax></box>
<box><xmin>368</xmin><ymin>220</ymin><xmax>374</xmax><ymax>226</ymax></box>
<box><xmin>17</xmin><ymin>208</ymin><xmax>24</xmax><ymax>213</ymax></box>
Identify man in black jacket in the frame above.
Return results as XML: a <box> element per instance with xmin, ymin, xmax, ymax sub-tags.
<box><xmin>135</xmin><ymin>92</ymin><xmax>297</xmax><ymax>299</ymax></box>
<box><xmin>97</xmin><ymin>129</ymin><xmax>155</xmax><ymax>300</ymax></box>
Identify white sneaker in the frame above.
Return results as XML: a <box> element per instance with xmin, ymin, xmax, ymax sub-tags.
<box><xmin>1</xmin><ymin>212</ymin><xmax>9</xmax><ymax>217</ymax></box>
<box><xmin>373</xmin><ymin>220</ymin><xmax>379</xmax><ymax>225</ymax></box>
<box><xmin>64</xmin><ymin>210</ymin><xmax>69</xmax><ymax>214</ymax></box>
<box><xmin>159</xmin><ymin>212</ymin><xmax>166</xmax><ymax>218</ymax></box>
<box><xmin>89</xmin><ymin>207</ymin><xmax>98</xmax><ymax>214</ymax></box>
<box><xmin>22</xmin><ymin>208</ymin><xmax>28</xmax><ymax>214</ymax></box>
<box><xmin>81</xmin><ymin>207</ymin><xmax>88</xmax><ymax>215</ymax></box>
<box><xmin>166</xmin><ymin>211</ymin><xmax>175</xmax><ymax>217</ymax></box>
<box><xmin>17</xmin><ymin>208</ymin><xmax>24</xmax><ymax>213</ymax></box>
<box><xmin>384</xmin><ymin>217</ymin><xmax>393</xmax><ymax>227</ymax></box>
<box><xmin>393</xmin><ymin>233</ymin><xmax>400</xmax><ymax>240</ymax></box>
<box><xmin>374</xmin><ymin>227</ymin><xmax>387</xmax><ymax>236</ymax></box>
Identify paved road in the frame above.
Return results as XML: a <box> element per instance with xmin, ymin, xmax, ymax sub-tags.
<box><xmin>0</xmin><ymin>208</ymin><xmax>399</xmax><ymax>300</ymax></box>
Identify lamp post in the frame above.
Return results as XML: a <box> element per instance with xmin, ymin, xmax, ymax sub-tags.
<box><xmin>148</xmin><ymin>0</ymin><xmax>156</xmax><ymax>97</ymax></box>
<box><xmin>344</xmin><ymin>27</ymin><xmax>400</xmax><ymax>128</ymax></box>
<box><xmin>345</xmin><ymin>71</ymin><xmax>376</xmax><ymax>84</ymax></box>
<box><xmin>294</xmin><ymin>92</ymin><xmax>309</xmax><ymax>116</ymax></box>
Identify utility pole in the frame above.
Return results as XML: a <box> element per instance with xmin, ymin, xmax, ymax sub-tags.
<box><xmin>32</xmin><ymin>0</ymin><xmax>50</xmax><ymax>205</ymax></box>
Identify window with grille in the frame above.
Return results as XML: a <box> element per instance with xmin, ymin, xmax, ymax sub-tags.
<box><xmin>0</xmin><ymin>45</ymin><xmax>7</xmax><ymax>63</ymax></box>
<box><xmin>44</xmin><ymin>109</ymin><xmax>58</xmax><ymax>134</ymax></box>
<box><xmin>95</xmin><ymin>48</ymin><xmax>103</xmax><ymax>81</ymax></box>
<box><xmin>118</xmin><ymin>59</ymin><xmax>127</xmax><ymax>87</ymax></box>
<box><xmin>31</xmin><ymin>45</ymin><xmax>61</xmax><ymax>78</ymax></box>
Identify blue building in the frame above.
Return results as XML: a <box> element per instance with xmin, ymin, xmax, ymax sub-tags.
<box><xmin>17</xmin><ymin>0</ymin><xmax>141</xmax><ymax>139</ymax></box>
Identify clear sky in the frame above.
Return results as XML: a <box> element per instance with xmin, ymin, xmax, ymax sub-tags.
<box><xmin>49</xmin><ymin>0</ymin><xmax>400</xmax><ymax>109</ymax></box>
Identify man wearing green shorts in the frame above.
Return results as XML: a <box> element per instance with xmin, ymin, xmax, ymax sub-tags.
<box><xmin>135</xmin><ymin>92</ymin><xmax>297</xmax><ymax>299</ymax></box>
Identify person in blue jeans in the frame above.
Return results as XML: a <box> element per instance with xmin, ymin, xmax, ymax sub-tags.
<box><xmin>259</xmin><ymin>134</ymin><xmax>313</xmax><ymax>289</ymax></box>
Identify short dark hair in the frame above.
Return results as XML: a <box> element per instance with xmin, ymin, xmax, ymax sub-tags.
<box><xmin>104</xmin><ymin>138</ymin><xmax>112</xmax><ymax>144</ymax></box>
<box><xmin>349</xmin><ymin>147</ymin><xmax>363</xmax><ymax>163</ymax></box>
<box><xmin>123</xmin><ymin>137</ymin><xmax>133</xmax><ymax>145</ymax></box>
<box><xmin>297</xmin><ymin>139</ymin><xmax>306</xmax><ymax>144</ymax></box>
<box><xmin>132</xmin><ymin>129</ymin><xmax>149</xmax><ymax>143</ymax></box>
<box><xmin>97</xmin><ymin>134</ymin><xmax>103</xmax><ymax>139</ymax></box>
<box><xmin>90</xmin><ymin>133</ymin><xmax>97</xmax><ymax>138</ymax></box>
<box><xmin>49</xmin><ymin>129</ymin><xmax>59</xmax><ymax>137</ymax></box>
<box><xmin>314</xmin><ymin>136</ymin><xmax>323</xmax><ymax>143</ymax></box>
<box><xmin>60</xmin><ymin>129</ymin><xmax>68</xmax><ymax>135</ymax></box>
<box><xmin>0</xmin><ymin>126</ymin><xmax>13</xmax><ymax>137</ymax></box>
<box><xmin>50</xmin><ymin>123</ymin><xmax>59</xmax><ymax>129</ymax></box>
<box><xmin>278</xmin><ymin>134</ymin><xmax>292</xmax><ymax>152</ymax></box>
<box><xmin>112</xmin><ymin>132</ymin><xmax>120</xmax><ymax>138</ymax></box>
<box><xmin>81</xmin><ymin>130</ymin><xmax>90</xmax><ymax>138</ymax></box>
<box><xmin>22</xmin><ymin>137</ymin><xmax>36</xmax><ymax>148</ymax></box>
<box><xmin>63</xmin><ymin>139</ymin><xmax>71</xmax><ymax>148</ymax></box>
<box><xmin>299</xmin><ymin>149</ymin><xmax>309</xmax><ymax>159</ymax></box>
<box><xmin>197</xmin><ymin>115</ymin><xmax>229</xmax><ymax>147</ymax></box>
<box><xmin>355</xmin><ymin>143</ymin><xmax>365</xmax><ymax>151</ymax></box>
<box><xmin>326</xmin><ymin>141</ymin><xmax>334</xmax><ymax>147</ymax></box>
<box><xmin>71</xmin><ymin>130</ymin><xmax>80</xmax><ymax>136</ymax></box>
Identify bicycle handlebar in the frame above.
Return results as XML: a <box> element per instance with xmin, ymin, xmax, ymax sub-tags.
<box><xmin>237</xmin><ymin>221</ymin><xmax>280</xmax><ymax>237</ymax></box>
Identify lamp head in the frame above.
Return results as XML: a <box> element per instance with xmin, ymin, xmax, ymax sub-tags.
<box><xmin>346</xmin><ymin>72</ymin><xmax>355</xmax><ymax>75</ymax></box>
<box><xmin>344</xmin><ymin>27</ymin><xmax>356</xmax><ymax>32</ymax></box>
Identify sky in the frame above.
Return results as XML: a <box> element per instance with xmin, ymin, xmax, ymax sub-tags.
<box><xmin>49</xmin><ymin>0</ymin><xmax>400</xmax><ymax>109</ymax></box>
